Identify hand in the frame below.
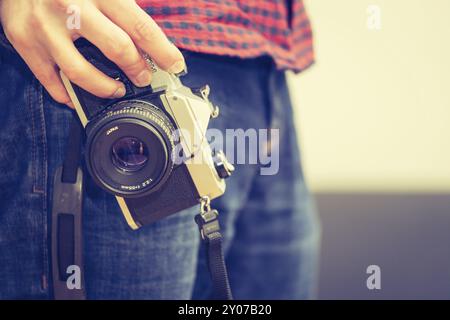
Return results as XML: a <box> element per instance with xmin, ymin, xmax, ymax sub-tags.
<box><xmin>0</xmin><ymin>0</ymin><xmax>186</xmax><ymax>107</ymax></box>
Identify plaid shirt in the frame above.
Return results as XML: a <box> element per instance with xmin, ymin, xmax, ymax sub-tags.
<box><xmin>137</xmin><ymin>0</ymin><xmax>314</xmax><ymax>72</ymax></box>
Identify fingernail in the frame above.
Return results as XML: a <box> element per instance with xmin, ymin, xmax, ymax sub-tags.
<box><xmin>113</xmin><ymin>85</ymin><xmax>126</xmax><ymax>98</ymax></box>
<box><xmin>168</xmin><ymin>60</ymin><xmax>186</xmax><ymax>74</ymax></box>
<box><xmin>67</xmin><ymin>102</ymin><xmax>75</xmax><ymax>109</ymax></box>
<box><xmin>135</xmin><ymin>69</ymin><xmax>152</xmax><ymax>87</ymax></box>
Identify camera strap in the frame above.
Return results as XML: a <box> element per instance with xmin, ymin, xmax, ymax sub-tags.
<box><xmin>195</xmin><ymin>198</ymin><xmax>233</xmax><ymax>300</ymax></box>
<box><xmin>51</xmin><ymin>118</ymin><xmax>86</xmax><ymax>300</ymax></box>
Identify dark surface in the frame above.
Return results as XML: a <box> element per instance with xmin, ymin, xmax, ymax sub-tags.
<box><xmin>315</xmin><ymin>193</ymin><xmax>450</xmax><ymax>299</ymax></box>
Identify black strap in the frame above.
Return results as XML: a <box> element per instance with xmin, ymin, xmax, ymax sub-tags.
<box><xmin>195</xmin><ymin>209</ymin><xmax>233</xmax><ymax>300</ymax></box>
<box><xmin>51</xmin><ymin>117</ymin><xmax>86</xmax><ymax>300</ymax></box>
<box><xmin>61</xmin><ymin>118</ymin><xmax>83</xmax><ymax>184</ymax></box>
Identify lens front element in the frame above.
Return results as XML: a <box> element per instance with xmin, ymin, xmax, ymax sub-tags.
<box><xmin>112</xmin><ymin>137</ymin><xmax>149</xmax><ymax>172</ymax></box>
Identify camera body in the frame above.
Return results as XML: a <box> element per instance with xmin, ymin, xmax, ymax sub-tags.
<box><xmin>61</xmin><ymin>40</ymin><xmax>234</xmax><ymax>229</ymax></box>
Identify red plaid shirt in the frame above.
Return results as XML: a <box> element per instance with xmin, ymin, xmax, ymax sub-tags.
<box><xmin>137</xmin><ymin>0</ymin><xmax>314</xmax><ymax>72</ymax></box>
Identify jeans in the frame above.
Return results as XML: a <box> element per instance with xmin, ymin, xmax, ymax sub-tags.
<box><xmin>0</xmin><ymin>43</ymin><xmax>321</xmax><ymax>299</ymax></box>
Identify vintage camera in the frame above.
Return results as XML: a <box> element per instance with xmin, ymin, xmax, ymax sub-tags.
<box><xmin>60</xmin><ymin>40</ymin><xmax>234</xmax><ymax>230</ymax></box>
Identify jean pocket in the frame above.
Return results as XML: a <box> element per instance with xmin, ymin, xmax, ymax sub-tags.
<box><xmin>0</xmin><ymin>89</ymin><xmax>32</xmax><ymax>205</ymax></box>
<box><xmin>0</xmin><ymin>54</ymin><xmax>44</xmax><ymax>204</ymax></box>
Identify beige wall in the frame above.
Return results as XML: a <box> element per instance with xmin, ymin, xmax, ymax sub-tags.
<box><xmin>289</xmin><ymin>0</ymin><xmax>450</xmax><ymax>193</ymax></box>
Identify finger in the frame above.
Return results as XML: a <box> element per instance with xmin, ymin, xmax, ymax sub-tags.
<box><xmin>98</xmin><ymin>1</ymin><xmax>186</xmax><ymax>74</ymax></box>
<box><xmin>42</xmin><ymin>27</ymin><xmax>126</xmax><ymax>99</ymax></box>
<box><xmin>15</xmin><ymin>44</ymin><xmax>73</xmax><ymax>107</ymax></box>
<box><xmin>77</xmin><ymin>2</ymin><xmax>152</xmax><ymax>87</ymax></box>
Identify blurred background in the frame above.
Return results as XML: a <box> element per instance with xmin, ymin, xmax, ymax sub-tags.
<box><xmin>288</xmin><ymin>0</ymin><xmax>450</xmax><ymax>299</ymax></box>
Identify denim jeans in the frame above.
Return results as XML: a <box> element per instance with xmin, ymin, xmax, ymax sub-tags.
<box><xmin>0</xmin><ymin>42</ymin><xmax>321</xmax><ymax>299</ymax></box>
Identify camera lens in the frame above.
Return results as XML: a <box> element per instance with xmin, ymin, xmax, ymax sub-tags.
<box><xmin>112</xmin><ymin>137</ymin><xmax>149</xmax><ymax>172</ymax></box>
<box><xmin>86</xmin><ymin>100</ymin><xmax>176</xmax><ymax>197</ymax></box>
